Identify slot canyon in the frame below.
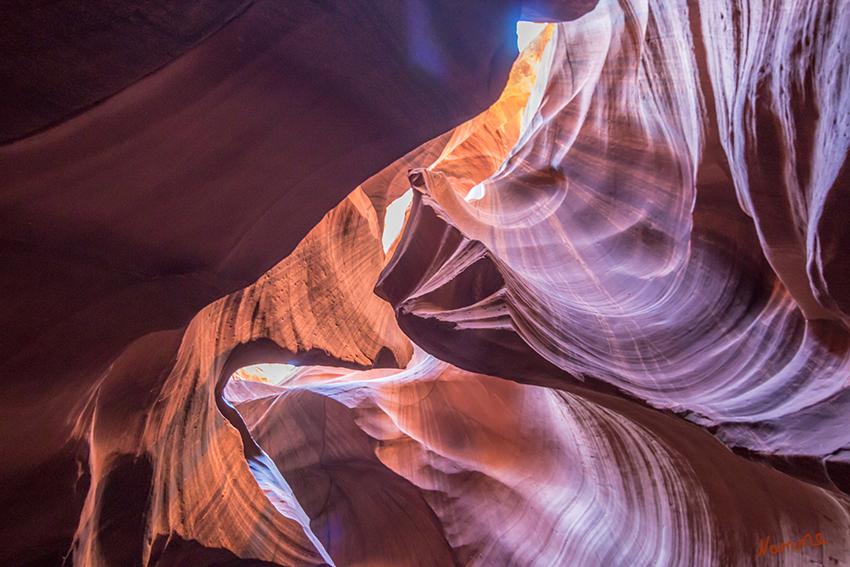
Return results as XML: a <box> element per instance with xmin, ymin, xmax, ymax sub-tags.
<box><xmin>1</xmin><ymin>1</ymin><xmax>849</xmax><ymax>566</ymax></box>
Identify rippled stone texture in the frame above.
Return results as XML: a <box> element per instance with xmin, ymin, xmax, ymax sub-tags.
<box><xmin>72</xmin><ymin>188</ymin><xmax>411</xmax><ymax>567</ymax></box>
<box><xmin>0</xmin><ymin>2</ymin><xmax>526</xmax><ymax>564</ymax></box>
<box><xmin>378</xmin><ymin>0</ymin><xmax>850</xmax><ymax>493</ymax></box>
<box><xmin>2</xmin><ymin>0</ymin><xmax>850</xmax><ymax>566</ymax></box>
<box><xmin>227</xmin><ymin>351</ymin><xmax>850</xmax><ymax>566</ymax></box>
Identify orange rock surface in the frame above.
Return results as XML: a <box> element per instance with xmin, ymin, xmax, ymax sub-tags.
<box><xmin>1</xmin><ymin>1</ymin><xmax>849</xmax><ymax>566</ymax></box>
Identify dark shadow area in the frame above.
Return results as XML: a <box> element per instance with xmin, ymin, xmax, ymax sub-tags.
<box><xmin>826</xmin><ymin>451</ymin><xmax>850</xmax><ymax>495</ymax></box>
<box><xmin>0</xmin><ymin>442</ymin><xmax>90</xmax><ymax>567</ymax></box>
<box><xmin>0</xmin><ymin>1</ymin><xmax>252</xmax><ymax>142</ymax></box>
<box><xmin>149</xmin><ymin>533</ymin><xmax>329</xmax><ymax>567</ymax></box>
<box><xmin>730</xmin><ymin>447</ymin><xmax>846</xmax><ymax>495</ymax></box>
<box><xmin>95</xmin><ymin>454</ymin><xmax>154</xmax><ymax>567</ymax></box>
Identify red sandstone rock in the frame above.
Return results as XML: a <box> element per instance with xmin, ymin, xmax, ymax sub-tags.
<box><xmin>1</xmin><ymin>0</ymin><xmax>849</xmax><ymax>566</ymax></box>
<box><xmin>227</xmin><ymin>350</ymin><xmax>850</xmax><ymax>566</ymax></box>
<box><xmin>0</xmin><ymin>2</ymin><xmax>523</xmax><ymax>564</ymax></box>
<box><xmin>378</xmin><ymin>0</ymin><xmax>850</xmax><ymax>495</ymax></box>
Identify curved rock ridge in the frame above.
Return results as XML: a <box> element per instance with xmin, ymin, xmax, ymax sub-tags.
<box><xmin>699</xmin><ymin>0</ymin><xmax>850</xmax><ymax>326</ymax></box>
<box><xmin>1</xmin><ymin>2</ymin><xmax>533</xmax><ymax>563</ymax></box>
<box><xmin>376</xmin><ymin>0</ymin><xmax>850</xmax><ymax>490</ymax></box>
<box><xmin>424</xmin><ymin>23</ymin><xmax>555</xmax><ymax>198</ymax></box>
<box><xmin>226</xmin><ymin>351</ymin><xmax>850</xmax><ymax>567</ymax></box>
<box><xmin>2</xmin><ymin>0</ymin><xmax>849</xmax><ymax>565</ymax></box>
<box><xmin>72</xmin><ymin>328</ymin><xmax>334</xmax><ymax>567</ymax></box>
<box><xmin>69</xmin><ymin>188</ymin><xmax>413</xmax><ymax>567</ymax></box>
<box><xmin>357</xmin><ymin>24</ymin><xmax>555</xmax><ymax>242</ymax></box>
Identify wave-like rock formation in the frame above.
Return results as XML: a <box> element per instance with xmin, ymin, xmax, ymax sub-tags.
<box><xmin>378</xmin><ymin>0</ymin><xmax>850</xmax><ymax>492</ymax></box>
<box><xmin>72</xmin><ymin>187</ymin><xmax>411</xmax><ymax>567</ymax></box>
<box><xmin>226</xmin><ymin>351</ymin><xmax>850</xmax><ymax>566</ymax></box>
<box><xmin>0</xmin><ymin>1</ymin><xmax>527</xmax><ymax>564</ymax></box>
<box><xmin>2</xmin><ymin>0</ymin><xmax>850</xmax><ymax>566</ymax></box>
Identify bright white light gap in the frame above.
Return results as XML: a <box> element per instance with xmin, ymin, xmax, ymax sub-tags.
<box><xmin>382</xmin><ymin>188</ymin><xmax>414</xmax><ymax>253</ymax></box>
<box><xmin>517</xmin><ymin>21</ymin><xmax>546</xmax><ymax>51</ymax></box>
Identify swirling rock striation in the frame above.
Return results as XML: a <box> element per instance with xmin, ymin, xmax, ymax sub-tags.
<box><xmin>227</xmin><ymin>351</ymin><xmax>850</xmax><ymax>566</ymax></box>
<box><xmin>0</xmin><ymin>2</ymin><xmax>528</xmax><ymax>565</ymax></box>
<box><xmin>377</xmin><ymin>0</ymin><xmax>850</xmax><ymax>492</ymax></box>
<box><xmin>1</xmin><ymin>0</ymin><xmax>849</xmax><ymax>566</ymax></box>
<box><xmin>69</xmin><ymin>186</ymin><xmax>417</xmax><ymax>567</ymax></box>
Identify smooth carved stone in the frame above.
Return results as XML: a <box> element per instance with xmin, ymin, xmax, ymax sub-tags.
<box><xmin>0</xmin><ymin>1</ymin><xmax>253</xmax><ymax>143</ymax></box>
<box><xmin>698</xmin><ymin>0</ymin><xmax>850</xmax><ymax>326</ymax></box>
<box><xmin>0</xmin><ymin>2</ymin><xmax>526</xmax><ymax>563</ymax></box>
<box><xmin>226</xmin><ymin>351</ymin><xmax>850</xmax><ymax>567</ymax></box>
<box><xmin>1</xmin><ymin>0</ymin><xmax>849</xmax><ymax>565</ymax></box>
<box><xmin>376</xmin><ymin>0</ymin><xmax>850</xmax><ymax>492</ymax></box>
<box><xmin>426</xmin><ymin>24</ymin><xmax>555</xmax><ymax>198</ymax></box>
<box><xmin>72</xmin><ymin>188</ymin><xmax>411</xmax><ymax>567</ymax></box>
<box><xmin>0</xmin><ymin>0</ymin><xmax>519</xmax><ymax>467</ymax></box>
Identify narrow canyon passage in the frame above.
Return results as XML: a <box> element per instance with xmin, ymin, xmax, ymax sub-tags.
<box><xmin>1</xmin><ymin>1</ymin><xmax>850</xmax><ymax>566</ymax></box>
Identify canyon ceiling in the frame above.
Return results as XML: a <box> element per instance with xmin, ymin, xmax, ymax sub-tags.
<box><xmin>1</xmin><ymin>0</ymin><xmax>849</xmax><ymax>566</ymax></box>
